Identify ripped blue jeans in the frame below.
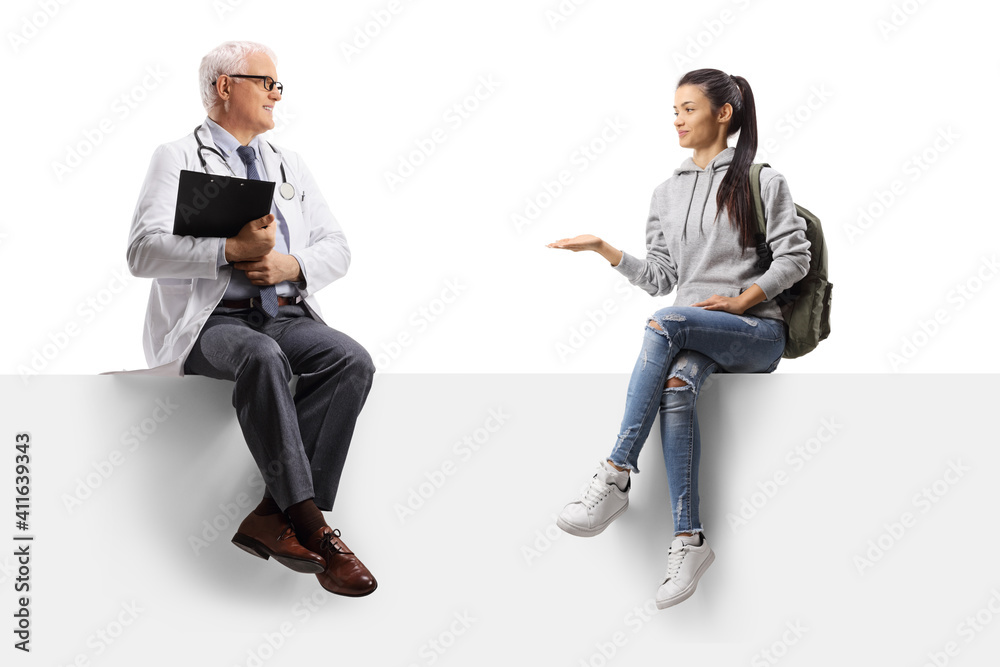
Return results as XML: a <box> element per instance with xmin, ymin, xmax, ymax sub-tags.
<box><xmin>607</xmin><ymin>306</ymin><xmax>786</xmax><ymax>535</ymax></box>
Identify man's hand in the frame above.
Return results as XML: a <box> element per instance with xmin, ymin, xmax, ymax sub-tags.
<box><xmin>225</xmin><ymin>214</ymin><xmax>276</xmax><ymax>263</ymax></box>
<box><xmin>234</xmin><ymin>251</ymin><xmax>303</xmax><ymax>286</ymax></box>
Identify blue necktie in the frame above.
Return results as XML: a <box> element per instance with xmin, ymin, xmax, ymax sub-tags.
<box><xmin>235</xmin><ymin>145</ymin><xmax>279</xmax><ymax>318</ymax></box>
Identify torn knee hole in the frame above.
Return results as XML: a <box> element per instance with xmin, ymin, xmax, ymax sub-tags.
<box><xmin>666</xmin><ymin>376</ymin><xmax>691</xmax><ymax>389</ymax></box>
<box><xmin>648</xmin><ymin>319</ymin><xmax>663</xmax><ymax>331</ymax></box>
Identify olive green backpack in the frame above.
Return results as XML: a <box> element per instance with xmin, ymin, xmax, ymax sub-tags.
<box><xmin>750</xmin><ymin>163</ymin><xmax>832</xmax><ymax>358</ymax></box>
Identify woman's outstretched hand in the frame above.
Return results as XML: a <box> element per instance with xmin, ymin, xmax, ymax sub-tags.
<box><xmin>547</xmin><ymin>235</ymin><xmax>624</xmax><ymax>266</ymax></box>
<box><xmin>546</xmin><ymin>234</ymin><xmax>603</xmax><ymax>252</ymax></box>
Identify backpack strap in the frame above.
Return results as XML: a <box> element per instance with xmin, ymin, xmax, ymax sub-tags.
<box><xmin>750</xmin><ymin>162</ymin><xmax>772</xmax><ymax>270</ymax></box>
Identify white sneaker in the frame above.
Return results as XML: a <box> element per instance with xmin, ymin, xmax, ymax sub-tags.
<box><xmin>655</xmin><ymin>533</ymin><xmax>715</xmax><ymax>609</ymax></box>
<box><xmin>556</xmin><ymin>460</ymin><xmax>630</xmax><ymax>537</ymax></box>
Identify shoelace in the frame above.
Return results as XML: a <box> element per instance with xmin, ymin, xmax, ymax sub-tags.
<box><xmin>580</xmin><ymin>475</ymin><xmax>613</xmax><ymax>510</ymax></box>
<box><xmin>319</xmin><ymin>528</ymin><xmax>353</xmax><ymax>555</ymax></box>
<box><xmin>663</xmin><ymin>542</ymin><xmax>689</xmax><ymax>582</ymax></box>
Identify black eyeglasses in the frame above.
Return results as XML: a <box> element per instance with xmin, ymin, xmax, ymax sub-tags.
<box><xmin>216</xmin><ymin>74</ymin><xmax>283</xmax><ymax>95</ymax></box>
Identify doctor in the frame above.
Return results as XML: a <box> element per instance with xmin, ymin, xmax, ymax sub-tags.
<box><xmin>127</xmin><ymin>40</ymin><xmax>377</xmax><ymax>598</ymax></box>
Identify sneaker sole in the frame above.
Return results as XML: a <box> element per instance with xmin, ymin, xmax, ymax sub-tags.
<box><xmin>655</xmin><ymin>548</ymin><xmax>715</xmax><ymax>610</ymax></box>
<box><xmin>556</xmin><ymin>499</ymin><xmax>628</xmax><ymax>537</ymax></box>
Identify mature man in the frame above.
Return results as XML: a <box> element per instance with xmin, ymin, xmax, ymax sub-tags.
<box><xmin>127</xmin><ymin>41</ymin><xmax>376</xmax><ymax>597</ymax></box>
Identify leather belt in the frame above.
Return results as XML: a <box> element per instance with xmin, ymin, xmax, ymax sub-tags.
<box><xmin>220</xmin><ymin>295</ymin><xmax>302</xmax><ymax>309</ymax></box>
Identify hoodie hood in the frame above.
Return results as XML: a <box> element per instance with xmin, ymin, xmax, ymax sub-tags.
<box><xmin>672</xmin><ymin>146</ymin><xmax>736</xmax><ymax>242</ymax></box>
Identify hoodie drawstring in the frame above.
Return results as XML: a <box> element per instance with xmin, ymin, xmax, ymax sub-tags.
<box><xmin>698</xmin><ymin>168</ymin><xmax>715</xmax><ymax>237</ymax></box>
<box><xmin>680</xmin><ymin>172</ymin><xmax>698</xmax><ymax>242</ymax></box>
<box><xmin>680</xmin><ymin>162</ymin><xmax>723</xmax><ymax>241</ymax></box>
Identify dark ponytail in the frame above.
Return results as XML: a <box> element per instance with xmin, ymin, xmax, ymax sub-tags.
<box><xmin>676</xmin><ymin>69</ymin><xmax>758</xmax><ymax>250</ymax></box>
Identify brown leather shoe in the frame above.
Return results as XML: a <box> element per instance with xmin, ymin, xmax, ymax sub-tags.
<box><xmin>305</xmin><ymin>526</ymin><xmax>378</xmax><ymax>597</ymax></box>
<box><xmin>232</xmin><ymin>511</ymin><xmax>326</xmax><ymax>574</ymax></box>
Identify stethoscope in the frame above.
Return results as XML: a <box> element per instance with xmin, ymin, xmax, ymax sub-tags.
<box><xmin>193</xmin><ymin>124</ymin><xmax>296</xmax><ymax>200</ymax></box>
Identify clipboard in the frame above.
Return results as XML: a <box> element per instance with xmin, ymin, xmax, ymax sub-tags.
<box><xmin>172</xmin><ymin>170</ymin><xmax>275</xmax><ymax>237</ymax></box>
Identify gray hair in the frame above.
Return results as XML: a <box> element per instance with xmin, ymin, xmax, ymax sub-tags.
<box><xmin>199</xmin><ymin>40</ymin><xmax>277</xmax><ymax>113</ymax></box>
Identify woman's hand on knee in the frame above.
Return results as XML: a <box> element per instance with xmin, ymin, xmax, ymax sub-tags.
<box><xmin>692</xmin><ymin>285</ymin><xmax>765</xmax><ymax>315</ymax></box>
<box><xmin>691</xmin><ymin>294</ymin><xmax>746</xmax><ymax>315</ymax></box>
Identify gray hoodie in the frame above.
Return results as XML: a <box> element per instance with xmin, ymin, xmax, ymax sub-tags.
<box><xmin>613</xmin><ymin>146</ymin><xmax>811</xmax><ymax>322</ymax></box>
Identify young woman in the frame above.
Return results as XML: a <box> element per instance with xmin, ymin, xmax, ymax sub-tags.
<box><xmin>547</xmin><ymin>69</ymin><xmax>810</xmax><ymax>609</ymax></box>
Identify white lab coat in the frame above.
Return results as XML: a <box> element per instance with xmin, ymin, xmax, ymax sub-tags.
<box><xmin>125</xmin><ymin>123</ymin><xmax>351</xmax><ymax>376</ymax></box>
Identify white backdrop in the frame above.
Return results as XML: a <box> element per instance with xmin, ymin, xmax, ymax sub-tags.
<box><xmin>5</xmin><ymin>374</ymin><xmax>1000</xmax><ymax>666</ymax></box>
<box><xmin>4</xmin><ymin>0</ymin><xmax>997</xmax><ymax>376</ymax></box>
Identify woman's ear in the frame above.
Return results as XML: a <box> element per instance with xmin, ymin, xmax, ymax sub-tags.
<box><xmin>717</xmin><ymin>102</ymin><xmax>733</xmax><ymax>124</ymax></box>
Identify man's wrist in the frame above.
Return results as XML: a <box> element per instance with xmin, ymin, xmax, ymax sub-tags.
<box><xmin>285</xmin><ymin>254</ymin><xmax>303</xmax><ymax>282</ymax></box>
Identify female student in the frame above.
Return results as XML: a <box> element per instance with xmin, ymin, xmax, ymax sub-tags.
<box><xmin>548</xmin><ymin>68</ymin><xmax>811</xmax><ymax>609</ymax></box>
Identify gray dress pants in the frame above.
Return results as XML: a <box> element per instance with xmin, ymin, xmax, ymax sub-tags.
<box><xmin>183</xmin><ymin>302</ymin><xmax>375</xmax><ymax>512</ymax></box>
